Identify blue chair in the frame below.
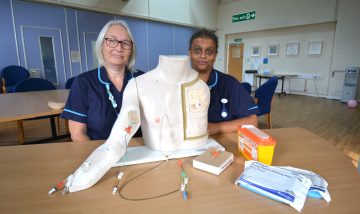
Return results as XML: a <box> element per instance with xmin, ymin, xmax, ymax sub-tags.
<box><xmin>65</xmin><ymin>77</ymin><xmax>75</xmax><ymax>89</ymax></box>
<box><xmin>13</xmin><ymin>78</ymin><xmax>57</xmax><ymax>143</ymax></box>
<box><xmin>254</xmin><ymin>76</ymin><xmax>278</xmax><ymax>129</ymax></box>
<box><xmin>14</xmin><ymin>78</ymin><xmax>56</xmax><ymax>92</ymax></box>
<box><xmin>1</xmin><ymin>65</ymin><xmax>30</xmax><ymax>93</ymax></box>
<box><xmin>241</xmin><ymin>82</ymin><xmax>252</xmax><ymax>94</ymax></box>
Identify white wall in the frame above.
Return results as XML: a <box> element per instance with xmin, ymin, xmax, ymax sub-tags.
<box><xmin>217</xmin><ymin>0</ymin><xmax>336</xmax><ymax>34</ymax></box>
<box><xmin>28</xmin><ymin>0</ymin><xmax>217</xmax><ymax>29</ymax></box>
<box><xmin>216</xmin><ymin>0</ymin><xmax>360</xmax><ymax>100</ymax></box>
<box><xmin>216</xmin><ymin>0</ymin><xmax>336</xmax><ymax>72</ymax></box>
<box><xmin>328</xmin><ymin>0</ymin><xmax>360</xmax><ymax>99</ymax></box>
<box><xmin>227</xmin><ymin>23</ymin><xmax>335</xmax><ymax>96</ymax></box>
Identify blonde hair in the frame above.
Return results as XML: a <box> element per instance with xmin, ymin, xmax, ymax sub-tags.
<box><xmin>95</xmin><ymin>19</ymin><xmax>136</xmax><ymax>72</ymax></box>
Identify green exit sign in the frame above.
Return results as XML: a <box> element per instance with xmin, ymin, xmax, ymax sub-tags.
<box><xmin>234</xmin><ymin>38</ymin><xmax>242</xmax><ymax>43</ymax></box>
<box><xmin>232</xmin><ymin>11</ymin><xmax>256</xmax><ymax>23</ymax></box>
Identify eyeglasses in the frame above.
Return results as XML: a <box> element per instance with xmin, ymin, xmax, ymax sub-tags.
<box><xmin>105</xmin><ymin>38</ymin><xmax>132</xmax><ymax>50</ymax></box>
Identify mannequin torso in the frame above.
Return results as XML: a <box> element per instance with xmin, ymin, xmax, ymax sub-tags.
<box><xmin>134</xmin><ymin>55</ymin><xmax>210</xmax><ymax>151</ymax></box>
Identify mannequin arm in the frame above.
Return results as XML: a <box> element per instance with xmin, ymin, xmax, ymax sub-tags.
<box><xmin>66</xmin><ymin>79</ymin><xmax>141</xmax><ymax>193</ymax></box>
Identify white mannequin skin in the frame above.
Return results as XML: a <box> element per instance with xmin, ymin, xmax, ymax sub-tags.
<box><xmin>69</xmin><ymin>24</ymin><xmax>132</xmax><ymax>142</ymax></box>
<box><xmin>135</xmin><ymin>55</ymin><xmax>209</xmax><ymax>151</ymax></box>
<box><xmin>189</xmin><ymin>37</ymin><xmax>258</xmax><ymax>135</ymax></box>
<box><xmin>66</xmin><ymin>56</ymin><xmax>210</xmax><ymax>192</ymax></box>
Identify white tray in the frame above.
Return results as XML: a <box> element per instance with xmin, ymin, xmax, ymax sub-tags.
<box><xmin>112</xmin><ymin>138</ymin><xmax>224</xmax><ymax>167</ymax></box>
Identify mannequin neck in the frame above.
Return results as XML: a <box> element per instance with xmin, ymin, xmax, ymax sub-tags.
<box><xmin>156</xmin><ymin>55</ymin><xmax>197</xmax><ymax>83</ymax></box>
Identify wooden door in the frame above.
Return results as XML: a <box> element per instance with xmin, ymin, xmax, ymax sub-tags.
<box><xmin>228</xmin><ymin>43</ymin><xmax>244</xmax><ymax>82</ymax></box>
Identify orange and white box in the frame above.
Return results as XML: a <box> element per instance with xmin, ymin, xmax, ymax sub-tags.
<box><xmin>238</xmin><ymin>125</ymin><xmax>276</xmax><ymax>165</ymax></box>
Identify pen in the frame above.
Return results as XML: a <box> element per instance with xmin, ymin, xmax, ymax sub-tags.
<box><xmin>48</xmin><ymin>179</ymin><xmax>67</xmax><ymax>195</ymax></box>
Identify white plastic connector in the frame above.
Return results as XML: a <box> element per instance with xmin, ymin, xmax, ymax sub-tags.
<box><xmin>117</xmin><ymin>172</ymin><xmax>124</xmax><ymax>180</ymax></box>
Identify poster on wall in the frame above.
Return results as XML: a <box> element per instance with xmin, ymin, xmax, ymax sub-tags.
<box><xmin>267</xmin><ymin>44</ymin><xmax>279</xmax><ymax>56</ymax></box>
<box><xmin>286</xmin><ymin>43</ymin><xmax>299</xmax><ymax>56</ymax></box>
<box><xmin>250</xmin><ymin>45</ymin><xmax>261</xmax><ymax>57</ymax></box>
<box><xmin>308</xmin><ymin>41</ymin><xmax>322</xmax><ymax>55</ymax></box>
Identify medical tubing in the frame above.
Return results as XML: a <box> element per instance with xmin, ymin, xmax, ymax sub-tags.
<box><xmin>118</xmin><ymin>160</ymin><xmax>179</xmax><ymax>201</ymax></box>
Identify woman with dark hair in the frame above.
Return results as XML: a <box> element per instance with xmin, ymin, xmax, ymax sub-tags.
<box><xmin>189</xmin><ymin>29</ymin><xmax>259</xmax><ymax>135</ymax></box>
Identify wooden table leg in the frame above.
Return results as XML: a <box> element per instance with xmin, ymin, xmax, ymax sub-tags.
<box><xmin>65</xmin><ymin>119</ymin><xmax>70</xmax><ymax>134</ymax></box>
<box><xmin>17</xmin><ymin>120</ymin><xmax>25</xmax><ymax>144</ymax></box>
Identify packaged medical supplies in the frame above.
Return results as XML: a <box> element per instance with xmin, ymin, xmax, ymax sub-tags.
<box><xmin>235</xmin><ymin>161</ymin><xmax>332</xmax><ymax>212</ymax></box>
<box><xmin>193</xmin><ymin>148</ymin><xmax>233</xmax><ymax>175</ymax></box>
<box><xmin>235</xmin><ymin>161</ymin><xmax>312</xmax><ymax>212</ymax></box>
<box><xmin>238</xmin><ymin>125</ymin><xmax>276</xmax><ymax>165</ymax></box>
<box><xmin>279</xmin><ymin>166</ymin><xmax>331</xmax><ymax>203</ymax></box>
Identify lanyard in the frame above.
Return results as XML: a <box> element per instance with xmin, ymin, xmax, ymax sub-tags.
<box><xmin>98</xmin><ymin>67</ymin><xmax>120</xmax><ymax>116</ymax></box>
<box><xmin>208</xmin><ymin>71</ymin><xmax>218</xmax><ymax>90</ymax></box>
<box><xmin>105</xmin><ymin>83</ymin><xmax>119</xmax><ymax>116</ymax></box>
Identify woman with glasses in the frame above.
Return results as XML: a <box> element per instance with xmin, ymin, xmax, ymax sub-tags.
<box><xmin>61</xmin><ymin>20</ymin><xmax>144</xmax><ymax>141</ymax></box>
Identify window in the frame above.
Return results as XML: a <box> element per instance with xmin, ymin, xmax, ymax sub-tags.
<box><xmin>40</xmin><ymin>36</ymin><xmax>58</xmax><ymax>84</ymax></box>
<box><xmin>91</xmin><ymin>40</ymin><xmax>99</xmax><ymax>68</ymax></box>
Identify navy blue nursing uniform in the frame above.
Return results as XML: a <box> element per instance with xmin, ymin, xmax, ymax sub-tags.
<box><xmin>61</xmin><ymin>67</ymin><xmax>143</xmax><ymax>140</ymax></box>
<box><xmin>207</xmin><ymin>69</ymin><xmax>259</xmax><ymax>122</ymax></box>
